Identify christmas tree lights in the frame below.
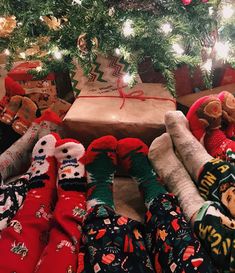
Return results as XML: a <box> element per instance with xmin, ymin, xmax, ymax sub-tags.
<box><xmin>0</xmin><ymin>0</ymin><xmax>235</xmax><ymax>95</ymax></box>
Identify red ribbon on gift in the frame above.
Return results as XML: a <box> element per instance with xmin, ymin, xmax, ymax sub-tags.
<box><xmin>78</xmin><ymin>78</ymin><xmax>176</xmax><ymax>109</ymax></box>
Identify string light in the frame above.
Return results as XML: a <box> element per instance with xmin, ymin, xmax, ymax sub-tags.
<box><xmin>72</xmin><ymin>0</ymin><xmax>82</xmax><ymax>4</ymax></box>
<box><xmin>122</xmin><ymin>19</ymin><xmax>134</xmax><ymax>37</ymax></box>
<box><xmin>35</xmin><ymin>66</ymin><xmax>42</xmax><ymax>72</ymax></box>
<box><xmin>4</xmin><ymin>49</ymin><xmax>10</xmax><ymax>55</ymax></box>
<box><xmin>161</xmin><ymin>23</ymin><xmax>172</xmax><ymax>34</ymax></box>
<box><xmin>172</xmin><ymin>43</ymin><xmax>184</xmax><ymax>55</ymax></box>
<box><xmin>201</xmin><ymin>59</ymin><xmax>212</xmax><ymax>72</ymax></box>
<box><xmin>52</xmin><ymin>48</ymin><xmax>63</xmax><ymax>60</ymax></box>
<box><xmin>222</xmin><ymin>5</ymin><xmax>234</xmax><ymax>19</ymax></box>
<box><xmin>19</xmin><ymin>52</ymin><xmax>26</xmax><ymax>59</ymax></box>
<box><xmin>123</xmin><ymin>73</ymin><xmax>134</xmax><ymax>84</ymax></box>
<box><xmin>214</xmin><ymin>41</ymin><xmax>230</xmax><ymax>59</ymax></box>
<box><xmin>115</xmin><ymin>48</ymin><xmax>121</xmax><ymax>56</ymax></box>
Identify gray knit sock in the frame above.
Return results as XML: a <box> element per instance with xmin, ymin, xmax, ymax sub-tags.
<box><xmin>165</xmin><ymin>111</ymin><xmax>213</xmax><ymax>182</ymax></box>
<box><xmin>149</xmin><ymin>133</ymin><xmax>205</xmax><ymax>221</ymax></box>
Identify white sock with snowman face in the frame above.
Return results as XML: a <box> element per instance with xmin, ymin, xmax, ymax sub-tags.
<box><xmin>54</xmin><ymin>139</ymin><xmax>86</xmax><ymax>197</ymax></box>
<box><xmin>27</xmin><ymin>133</ymin><xmax>60</xmax><ymax>201</ymax></box>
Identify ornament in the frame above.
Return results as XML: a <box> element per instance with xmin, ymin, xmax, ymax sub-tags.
<box><xmin>191</xmin><ymin>258</ymin><xmax>203</xmax><ymax>269</ymax></box>
<box><xmin>0</xmin><ymin>16</ymin><xmax>17</xmax><ymax>38</ymax></box>
<box><xmin>77</xmin><ymin>33</ymin><xmax>98</xmax><ymax>55</ymax></box>
<box><xmin>41</xmin><ymin>16</ymin><xmax>61</xmax><ymax>30</ymax></box>
<box><xmin>181</xmin><ymin>0</ymin><xmax>192</xmax><ymax>5</ymax></box>
<box><xmin>101</xmin><ymin>253</ymin><xmax>115</xmax><ymax>265</ymax></box>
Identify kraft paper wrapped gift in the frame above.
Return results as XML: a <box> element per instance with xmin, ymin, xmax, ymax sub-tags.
<box><xmin>63</xmin><ymin>83</ymin><xmax>176</xmax><ymax>147</ymax></box>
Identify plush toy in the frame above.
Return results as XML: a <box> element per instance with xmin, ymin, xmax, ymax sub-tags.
<box><xmin>186</xmin><ymin>94</ymin><xmax>235</xmax><ymax>162</ymax></box>
<box><xmin>218</xmin><ymin>91</ymin><xmax>235</xmax><ymax>140</ymax></box>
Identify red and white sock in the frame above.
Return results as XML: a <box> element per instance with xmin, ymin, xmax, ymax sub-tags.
<box><xmin>0</xmin><ymin>133</ymin><xmax>59</xmax><ymax>273</ymax></box>
<box><xmin>35</xmin><ymin>138</ymin><xmax>87</xmax><ymax>273</ymax></box>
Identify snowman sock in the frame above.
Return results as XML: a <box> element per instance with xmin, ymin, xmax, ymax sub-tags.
<box><xmin>149</xmin><ymin>133</ymin><xmax>205</xmax><ymax>221</ymax></box>
<box><xmin>35</xmin><ymin>138</ymin><xmax>86</xmax><ymax>273</ymax></box>
<box><xmin>117</xmin><ymin>138</ymin><xmax>166</xmax><ymax>209</ymax></box>
<box><xmin>86</xmin><ymin>135</ymin><xmax>117</xmax><ymax>211</ymax></box>
<box><xmin>165</xmin><ymin>111</ymin><xmax>213</xmax><ymax>182</ymax></box>
<box><xmin>0</xmin><ymin>133</ymin><xmax>60</xmax><ymax>273</ymax></box>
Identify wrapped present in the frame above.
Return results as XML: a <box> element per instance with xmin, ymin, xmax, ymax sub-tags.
<box><xmin>46</xmin><ymin>98</ymin><xmax>71</xmax><ymax>119</ymax></box>
<box><xmin>7</xmin><ymin>61</ymin><xmax>57</xmax><ymax>109</ymax></box>
<box><xmin>63</xmin><ymin>82</ymin><xmax>176</xmax><ymax>147</ymax></box>
<box><xmin>220</xmin><ymin>66</ymin><xmax>235</xmax><ymax>86</ymax></box>
<box><xmin>71</xmin><ymin>54</ymin><xmax>142</xmax><ymax>95</ymax></box>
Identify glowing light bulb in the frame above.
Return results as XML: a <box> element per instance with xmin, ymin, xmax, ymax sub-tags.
<box><xmin>122</xmin><ymin>20</ymin><xmax>134</xmax><ymax>37</ymax></box>
<box><xmin>161</xmin><ymin>23</ymin><xmax>172</xmax><ymax>34</ymax></box>
<box><xmin>19</xmin><ymin>52</ymin><xmax>26</xmax><ymax>59</ymax></box>
<box><xmin>115</xmin><ymin>48</ymin><xmax>121</xmax><ymax>56</ymax></box>
<box><xmin>123</xmin><ymin>73</ymin><xmax>133</xmax><ymax>84</ymax></box>
<box><xmin>222</xmin><ymin>5</ymin><xmax>234</xmax><ymax>19</ymax></box>
<box><xmin>35</xmin><ymin>66</ymin><xmax>42</xmax><ymax>72</ymax></box>
<box><xmin>4</xmin><ymin>49</ymin><xmax>10</xmax><ymax>56</ymax></box>
<box><xmin>52</xmin><ymin>48</ymin><xmax>63</xmax><ymax>60</ymax></box>
<box><xmin>202</xmin><ymin>59</ymin><xmax>212</xmax><ymax>72</ymax></box>
<box><xmin>172</xmin><ymin>43</ymin><xmax>184</xmax><ymax>55</ymax></box>
<box><xmin>214</xmin><ymin>41</ymin><xmax>230</xmax><ymax>59</ymax></box>
<box><xmin>209</xmin><ymin>7</ymin><xmax>214</xmax><ymax>16</ymax></box>
<box><xmin>72</xmin><ymin>0</ymin><xmax>82</xmax><ymax>4</ymax></box>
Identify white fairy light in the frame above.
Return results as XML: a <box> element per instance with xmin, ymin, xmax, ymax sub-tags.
<box><xmin>4</xmin><ymin>49</ymin><xmax>10</xmax><ymax>56</ymax></box>
<box><xmin>53</xmin><ymin>49</ymin><xmax>63</xmax><ymax>60</ymax></box>
<box><xmin>161</xmin><ymin>23</ymin><xmax>172</xmax><ymax>34</ymax></box>
<box><xmin>222</xmin><ymin>5</ymin><xmax>234</xmax><ymax>19</ymax></box>
<box><xmin>35</xmin><ymin>66</ymin><xmax>42</xmax><ymax>72</ymax></box>
<box><xmin>19</xmin><ymin>52</ymin><xmax>26</xmax><ymax>59</ymax></box>
<box><xmin>209</xmin><ymin>7</ymin><xmax>214</xmax><ymax>16</ymax></box>
<box><xmin>214</xmin><ymin>41</ymin><xmax>230</xmax><ymax>59</ymax></box>
<box><xmin>122</xmin><ymin>19</ymin><xmax>134</xmax><ymax>37</ymax></box>
<box><xmin>201</xmin><ymin>59</ymin><xmax>212</xmax><ymax>72</ymax></box>
<box><xmin>172</xmin><ymin>43</ymin><xmax>184</xmax><ymax>55</ymax></box>
<box><xmin>72</xmin><ymin>0</ymin><xmax>82</xmax><ymax>5</ymax></box>
<box><xmin>123</xmin><ymin>73</ymin><xmax>134</xmax><ymax>84</ymax></box>
<box><xmin>115</xmin><ymin>48</ymin><xmax>121</xmax><ymax>56</ymax></box>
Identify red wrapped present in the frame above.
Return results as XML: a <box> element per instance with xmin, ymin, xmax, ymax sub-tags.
<box><xmin>7</xmin><ymin>61</ymin><xmax>57</xmax><ymax>109</ymax></box>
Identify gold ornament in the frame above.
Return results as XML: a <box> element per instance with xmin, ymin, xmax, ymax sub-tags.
<box><xmin>42</xmin><ymin>16</ymin><xmax>61</xmax><ymax>31</ymax></box>
<box><xmin>0</xmin><ymin>16</ymin><xmax>17</xmax><ymax>38</ymax></box>
<box><xmin>77</xmin><ymin>33</ymin><xmax>98</xmax><ymax>55</ymax></box>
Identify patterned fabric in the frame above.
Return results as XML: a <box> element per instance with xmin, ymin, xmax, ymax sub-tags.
<box><xmin>194</xmin><ymin>201</ymin><xmax>235</xmax><ymax>272</ymax></box>
<box><xmin>81</xmin><ymin>205</ymin><xmax>155</xmax><ymax>273</ymax></box>
<box><xmin>0</xmin><ymin>176</ymin><xmax>29</xmax><ymax>231</ymax></box>
<box><xmin>145</xmin><ymin>193</ymin><xmax>217</xmax><ymax>273</ymax></box>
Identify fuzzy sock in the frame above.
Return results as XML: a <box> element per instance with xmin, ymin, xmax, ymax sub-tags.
<box><xmin>86</xmin><ymin>135</ymin><xmax>117</xmax><ymax>211</ymax></box>
<box><xmin>165</xmin><ymin>111</ymin><xmax>213</xmax><ymax>182</ymax></box>
<box><xmin>117</xmin><ymin>138</ymin><xmax>166</xmax><ymax>209</ymax></box>
<box><xmin>149</xmin><ymin>133</ymin><xmax>205</xmax><ymax>221</ymax></box>
<box><xmin>35</xmin><ymin>138</ymin><xmax>86</xmax><ymax>273</ymax></box>
<box><xmin>0</xmin><ymin>95</ymin><xmax>23</xmax><ymax>125</ymax></box>
<box><xmin>12</xmin><ymin>96</ymin><xmax>40</xmax><ymax>135</ymax></box>
<box><xmin>0</xmin><ymin>133</ymin><xmax>59</xmax><ymax>273</ymax></box>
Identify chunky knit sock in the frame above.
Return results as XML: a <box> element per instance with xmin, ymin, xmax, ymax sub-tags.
<box><xmin>0</xmin><ymin>95</ymin><xmax>22</xmax><ymax>125</ymax></box>
<box><xmin>86</xmin><ymin>135</ymin><xmax>117</xmax><ymax>211</ymax></box>
<box><xmin>149</xmin><ymin>133</ymin><xmax>205</xmax><ymax>221</ymax></box>
<box><xmin>35</xmin><ymin>138</ymin><xmax>86</xmax><ymax>273</ymax></box>
<box><xmin>165</xmin><ymin>110</ymin><xmax>213</xmax><ymax>182</ymax></box>
<box><xmin>12</xmin><ymin>96</ymin><xmax>40</xmax><ymax>135</ymax></box>
<box><xmin>204</xmin><ymin>129</ymin><xmax>235</xmax><ymax>162</ymax></box>
<box><xmin>0</xmin><ymin>133</ymin><xmax>59</xmax><ymax>273</ymax></box>
<box><xmin>117</xmin><ymin>138</ymin><xmax>166</xmax><ymax>209</ymax></box>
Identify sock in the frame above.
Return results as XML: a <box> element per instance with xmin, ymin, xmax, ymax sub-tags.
<box><xmin>35</xmin><ymin>138</ymin><xmax>86</xmax><ymax>273</ymax></box>
<box><xmin>0</xmin><ymin>122</ymin><xmax>40</xmax><ymax>181</ymax></box>
<box><xmin>117</xmin><ymin>138</ymin><xmax>166</xmax><ymax>209</ymax></box>
<box><xmin>86</xmin><ymin>135</ymin><xmax>117</xmax><ymax>211</ymax></box>
<box><xmin>165</xmin><ymin>111</ymin><xmax>213</xmax><ymax>182</ymax></box>
<box><xmin>0</xmin><ymin>95</ymin><xmax>23</xmax><ymax>125</ymax></box>
<box><xmin>149</xmin><ymin>133</ymin><xmax>205</xmax><ymax>221</ymax></box>
<box><xmin>0</xmin><ymin>133</ymin><xmax>59</xmax><ymax>273</ymax></box>
<box><xmin>12</xmin><ymin>96</ymin><xmax>40</xmax><ymax>135</ymax></box>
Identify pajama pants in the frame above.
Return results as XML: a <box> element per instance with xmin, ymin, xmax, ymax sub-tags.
<box><xmin>82</xmin><ymin>193</ymin><xmax>216</xmax><ymax>273</ymax></box>
<box><xmin>194</xmin><ymin>158</ymin><xmax>235</xmax><ymax>272</ymax></box>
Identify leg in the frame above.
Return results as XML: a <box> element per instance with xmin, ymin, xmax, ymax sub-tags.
<box><xmin>117</xmin><ymin>137</ymin><xmax>216</xmax><ymax>272</ymax></box>
<box><xmin>165</xmin><ymin>110</ymin><xmax>212</xmax><ymax>181</ymax></box>
<box><xmin>35</xmin><ymin>138</ymin><xmax>87</xmax><ymax>273</ymax></box>
<box><xmin>0</xmin><ymin>133</ymin><xmax>59</xmax><ymax>273</ymax></box>
<box><xmin>83</xmin><ymin>136</ymin><xmax>155</xmax><ymax>273</ymax></box>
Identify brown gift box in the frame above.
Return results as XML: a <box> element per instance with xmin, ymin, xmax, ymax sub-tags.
<box><xmin>63</xmin><ymin>83</ymin><xmax>176</xmax><ymax>147</ymax></box>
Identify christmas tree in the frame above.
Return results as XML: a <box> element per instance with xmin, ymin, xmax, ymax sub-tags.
<box><xmin>0</xmin><ymin>0</ymin><xmax>234</xmax><ymax>95</ymax></box>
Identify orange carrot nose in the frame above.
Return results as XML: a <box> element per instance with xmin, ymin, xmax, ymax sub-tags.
<box><xmin>62</xmin><ymin>168</ymin><xmax>72</xmax><ymax>174</ymax></box>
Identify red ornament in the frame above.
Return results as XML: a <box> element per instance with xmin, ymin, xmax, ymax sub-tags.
<box><xmin>191</xmin><ymin>258</ymin><xmax>203</xmax><ymax>269</ymax></box>
<box><xmin>182</xmin><ymin>0</ymin><xmax>192</xmax><ymax>5</ymax></box>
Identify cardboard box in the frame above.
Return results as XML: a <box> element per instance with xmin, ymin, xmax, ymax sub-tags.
<box><xmin>63</xmin><ymin>82</ymin><xmax>176</xmax><ymax>147</ymax></box>
<box><xmin>177</xmin><ymin>83</ymin><xmax>235</xmax><ymax>114</ymax></box>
